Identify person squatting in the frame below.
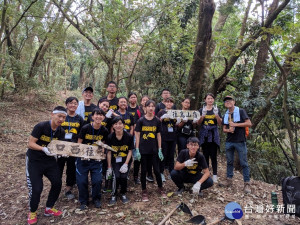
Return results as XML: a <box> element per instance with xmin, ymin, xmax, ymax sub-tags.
<box><xmin>26</xmin><ymin>83</ymin><xmax>252</xmax><ymax>224</ymax></box>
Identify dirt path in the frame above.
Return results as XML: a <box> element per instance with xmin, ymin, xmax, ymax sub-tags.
<box><xmin>0</xmin><ymin>93</ymin><xmax>298</xmax><ymax>225</ymax></box>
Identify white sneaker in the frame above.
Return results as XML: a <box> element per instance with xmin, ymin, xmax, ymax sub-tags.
<box><xmin>213</xmin><ymin>175</ymin><xmax>218</xmax><ymax>183</ymax></box>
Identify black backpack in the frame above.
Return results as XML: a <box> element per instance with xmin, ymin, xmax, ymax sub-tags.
<box><xmin>281</xmin><ymin>176</ymin><xmax>300</xmax><ymax>217</ymax></box>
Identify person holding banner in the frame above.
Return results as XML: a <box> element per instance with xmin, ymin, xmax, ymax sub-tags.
<box><xmin>196</xmin><ymin>93</ymin><xmax>222</xmax><ymax>184</ymax></box>
<box><xmin>106</xmin><ymin>117</ymin><xmax>133</xmax><ymax>205</ymax></box>
<box><xmin>26</xmin><ymin>106</ymin><xmax>67</xmax><ymax>225</ymax></box>
<box><xmin>57</xmin><ymin>97</ymin><xmax>84</xmax><ymax>200</ymax></box>
<box><xmin>76</xmin><ymin>108</ymin><xmax>109</xmax><ymax>210</ymax></box>
<box><xmin>135</xmin><ymin>100</ymin><xmax>167</xmax><ymax>201</ymax></box>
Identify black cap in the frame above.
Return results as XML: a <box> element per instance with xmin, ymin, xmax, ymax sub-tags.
<box><xmin>82</xmin><ymin>86</ymin><xmax>93</xmax><ymax>93</ymax></box>
<box><xmin>223</xmin><ymin>96</ymin><xmax>234</xmax><ymax>101</ymax></box>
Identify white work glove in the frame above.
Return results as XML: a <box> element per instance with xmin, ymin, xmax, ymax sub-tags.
<box><xmin>193</xmin><ymin>117</ymin><xmax>199</xmax><ymax>124</ymax></box>
<box><xmin>202</xmin><ymin>106</ymin><xmax>207</xmax><ymax>117</ymax></box>
<box><xmin>42</xmin><ymin>147</ymin><xmax>56</xmax><ymax>156</ymax></box>
<box><xmin>184</xmin><ymin>158</ymin><xmax>197</xmax><ymax>167</ymax></box>
<box><xmin>182</xmin><ymin>116</ymin><xmax>188</xmax><ymax>122</ymax></box>
<box><xmin>213</xmin><ymin>105</ymin><xmax>218</xmax><ymax>116</ymax></box>
<box><xmin>106</xmin><ymin>109</ymin><xmax>114</xmax><ymax>118</ymax></box>
<box><xmin>160</xmin><ymin>113</ymin><xmax>169</xmax><ymax>119</ymax></box>
<box><xmin>119</xmin><ymin>164</ymin><xmax>128</xmax><ymax>173</ymax></box>
<box><xmin>176</xmin><ymin>117</ymin><xmax>181</xmax><ymax>125</ymax></box>
<box><xmin>192</xmin><ymin>182</ymin><xmax>201</xmax><ymax>194</ymax></box>
<box><xmin>106</xmin><ymin>167</ymin><xmax>113</xmax><ymax>179</ymax></box>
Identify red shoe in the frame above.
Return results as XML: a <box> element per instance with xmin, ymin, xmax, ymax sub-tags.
<box><xmin>158</xmin><ymin>187</ymin><xmax>167</xmax><ymax>199</ymax></box>
<box><xmin>27</xmin><ymin>212</ymin><xmax>37</xmax><ymax>225</ymax></box>
<box><xmin>142</xmin><ymin>190</ymin><xmax>149</xmax><ymax>202</ymax></box>
<box><xmin>44</xmin><ymin>208</ymin><xmax>63</xmax><ymax>217</ymax></box>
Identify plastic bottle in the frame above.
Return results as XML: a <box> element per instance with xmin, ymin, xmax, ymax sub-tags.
<box><xmin>105</xmin><ymin>175</ymin><xmax>112</xmax><ymax>192</ymax></box>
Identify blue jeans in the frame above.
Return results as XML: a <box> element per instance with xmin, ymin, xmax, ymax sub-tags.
<box><xmin>225</xmin><ymin>142</ymin><xmax>250</xmax><ymax>182</ymax></box>
<box><xmin>76</xmin><ymin>158</ymin><xmax>102</xmax><ymax>205</ymax></box>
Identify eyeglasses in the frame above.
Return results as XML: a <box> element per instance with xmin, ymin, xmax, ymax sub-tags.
<box><xmin>108</xmin><ymin>85</ymin><xmax>116</xmax><ymax>88</ymax></box>
<box><xmin>224</xmin><ymin>100</ymin><xmax>233</xmax><ymax>103</ymax></box>
<box><xmin>189</xmin><ymin>143</ymin><xmax>199</xmax><ymax>147</ymax></box>
<box><xmin>68</xmin><ymin>102</ymin><xmax>78</xmax><ymax>106</ymax></box>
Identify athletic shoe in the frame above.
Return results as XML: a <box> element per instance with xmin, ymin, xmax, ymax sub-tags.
<box><xmin>44</xmin><ymin>208</ymin><xmax>62</xmax><ymax>217</ymax></box>
<box><xmin>65</xmin><ymin>191</ymin><xmax>75</xmax><ymax>200</ymax></box>
<box><xmin>108</xmin><ymin>196</ymin><xmax>117</xmax><ymax>206</ymax></box>
<box><xmin>134</xmin><ymin>177</ymin><xmax>141</xmax><ymax>185</ymax></box>
<box><xmin>121</xmin><ymin>195</ymin><xmax>129</xmax><ymax>204</ymax></box>
<box><xmin>142</xmin><ymin>190</ymin><xmax>149</xmax><ymax>202</ymax></box>
<box><xmin>158</xmin><ymin>187</ymin><xmax>167</xmax><ymax>198</ymax></box>
<box><xmin>79</xmin><ymin>204</ymin><xmax>88</xmax><ymax>211</ymax></box>
<box><xmin>219</xmin><ymin>178</ymin><xmax>232</xmax><ymax>187</ymax></box>
<box><xmin>146</xmin><ymin>176</ymin><xmax>154</xmax><ymax>182</ymax></box>
<box><xmin>212</xmin><ymin>175</ymin><xmax>218</xmax><ymax>183</ymax></box>
<box><xmin>244</xmin><ymin>182</ymin><xmax>251</xmax><ymax>194</ymax></box>
<box><xmin>27</xmin><ymin>212</ymin><xmax>37</xmax><ymax>224</ymax></box>
<box><xmin>161</xmin><ymin>173</ymin><xmax>166</xmax><ymax>182</ymax></box>
<box><xmin>175</xmin><ymin>187</ymin><xmax>185</xmax><ymax>196</ymax></box>
<box><xmin>93</xmin><ymin>200</ymin><xmax>101</xmax><ymax>208</ymax></box>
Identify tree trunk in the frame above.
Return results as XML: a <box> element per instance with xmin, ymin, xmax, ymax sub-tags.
<box><xmin>185</xmin><ymin>0</ymin><xmax>215</xmax><ymax>109</ymax></box>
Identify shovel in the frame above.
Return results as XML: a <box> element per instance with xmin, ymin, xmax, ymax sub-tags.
<box><xmin>158</xmin><ymin>203</ymin><xmax>194</xmax><ymax>225</ymax></box>
<box><xmin>187</xmin><ymin>214</ymin><xmax>236</xmax><ymax>225</ymax></box>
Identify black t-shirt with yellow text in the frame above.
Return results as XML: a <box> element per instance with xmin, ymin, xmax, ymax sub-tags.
<box><xmin>199</xmin><ymin>108</ymin><xmax>222</xmax><ymax>126</ymax></box>
<box><xmin>61</xmin><ymin>114</ymin><xmax>84</xmax><ymax>142</ymax></box>
<box><xmin>115</xmin><ymin>111</ymin><xmax>134</xmax><ymax>133</ymax></box>
<box><xmin>157</xmin><ymin>109</ymin><xmax>177</xmax><ymax>141</ymax></box>
<box><xmin>135</xmin><ymin>116</ymin><xmax>162</xmax><ymax>154</ymax></box>
<box><xmin>127</xmin><ymin>105</ymin><xmax>139</xmax><ymax>124</ymax></box>
<box><xmin>99</xmin><ymin>96</ymin><xmax>119</xmax><ymax>111</ymax></box>
<box><xmin>27</xmin><ymin>121</ymin><xmax>65</xmax><ymax>161</ymax></box>
<box><xmin>84</xmin><ymin>104</ymin><xmax>97</xmax><ymax>125</ymax></box>
<box><xmin>79</xmin><ymin>123</ymin><xmax>108</xmax><ymax>146</ymax></box>
<box><xmin>107</xmin><ymin>132</ymin><xmax>133</xmax><ymax>164</ymax></box>
<box><xmin>176</xmin><ymin>149</ymin><xmax>208</xmax><ymax>175</ymax></box>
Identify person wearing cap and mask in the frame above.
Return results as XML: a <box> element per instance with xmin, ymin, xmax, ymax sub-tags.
<box><xmin>26</xmin><ymin>106</ymin><xmax>67</xmax><ymax>225</ymax></box>
<box><xmin>76</xmin><ymin>86</ymin><xmax>97</xmax><ymax>125</ymax></box>
<box><xmin>220</xmin><ymin>96</ymin><xmax>252</xmax><ymax>194</ymax></box>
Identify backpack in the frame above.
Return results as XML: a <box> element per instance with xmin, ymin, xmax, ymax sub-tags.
<box><xmin>281</xmin><ymin>176</ymin><xmax>300</xmax><ymax>217</ymax></box>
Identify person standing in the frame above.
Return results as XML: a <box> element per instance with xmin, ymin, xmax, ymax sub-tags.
<box><xmin>127</xmin><ymin>92</ymin><xmax>139</xmax><ymax>124</ymax></box>
<box><xmin>220</xmin><ymin>96</ymin><xmax>252</xmax><ymax>194</ymax></box>
<box><xmin>75</xmin><ymin>86</ymin><xmax>97</xmax><ymax>125</ymax></box>
<box><xmin>76</xmin><ymin>108</ymin><xmax>109</xmax><ymax>210</ymax></box>
<box><xmin>155</xmin><ymin>88</ymin><xmax>176</xmax><ymax>115</ymax></box>
<box><xmin>157</xmin><ymin>97</ymin><xmax>178</xmax><ymax>181</ymax></box>
<box><xmin>99</xmin><ymin>81</ymin><xmax>119</xmax><ymax>111</ymax></box>
<box><xmin>57</xmin><ymin>97</ymin><xmax>83</xmax><ymax>200</ymax></box>
<box><xmin>106</xmin><ymin>117</ymin><xmax>133</xmax><ymax>205</ymax></box>
<box><xmin>115</xmin><ymin>97</ymin><xmax>134</xmax><ymax>135</ymax></box>
<box><xmin>135</xmin><ymin>100</ymin><xmax>167</xmax><ymax>201</ymax></box>
<box><xmin>196</xmin><ymin>93</ymin><xmax>222</xmax><ymax>183</ymax></box>
<box><xmin>26</xmin><ymin>106</ymin><xmax>67</xmax><ymax>225</ymax></box>
<box><xmin>177</xmin><ymin>98</ymin><xmax>195</xmax><ymax>153</ymax></box>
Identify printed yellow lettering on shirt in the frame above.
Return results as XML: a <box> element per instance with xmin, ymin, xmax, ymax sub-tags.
<box><xmin>141</xmin><ymin>126</ymin><xmax>157</xmax><ymax>132</ymax></box>
<box><xmin>85</xmin><ymin>134</ymin><xmax>104</xmax><ymax>141</ymax></box>
<box><xmin>124</xmin><ymin>119</ymin><xmax>131</xmax><ymax>125</ymax></box>
<box><xmin>131</xmin><ymin>112</ymin><xmax>136</xmax><ymax>116</ymax></box>
<box><xmin>187</xmin><ymin>163</ymin><xmax>198</xmax><ymax>174</ymax></box>
<box><xmin>110</xmin><ymin>105</ymin><xmax>117</xmax><ymax>110</ymax></box>
<box><xmin>40</xmin><ymin>135</ymin><xmax>58</xmax><ymax>143</ymax></box>
<box><xmin>112</xmin><ymin>145</ymin><xmax>129</xmax><ymax>158</ymax></box>
<box><xmin>61</xmin><ymin>121</ymin><xmax>80</xmax><ymax>128</ymax></box>
<box><xmin>65</xmin><ymin>128</ymin><xmax>78</xmax><ymax>134</ymax></box>
<box><xmin>101</xmin><ymin>121</ymin><xmax>107</xmax><ymax>127</ymax></box>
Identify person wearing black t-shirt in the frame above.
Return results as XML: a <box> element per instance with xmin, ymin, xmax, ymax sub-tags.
<box><xmin>26</xmin><ymin>106</ymin><xmax>67</xmax><ymax>225</ymax></box>
<box><xmin>170</xmin><ymin>137</ymin><xmax>213</xmax><ymax>196</ymax></box>
<box><xmin>57</xmin><ymin>97</ymin><xmax>84</xmax><ymax>200</ymax></box>
<box><xmin>76</xmin><ymin>108</ymin><xmax>109</xmax><ymax>210</ymax></box>
<box><xmin>196</xmin><ymin>93</ymin><xmax>222</xmax><ymax>184</ymax></box>
<box><xmin>157</xmin><ymin>97</ymin><xmax>178</xmax><ymax>182</ymax></box>
<box><xmin>155</xmin><ymin>88</ymin><xmax>176</xmax><ymax>115</ymax></box>
<box><xmin>106</xmin><ymin>117</ymin><xmax>133</xmax><ymax>205</ymax></box>
<box><xmin>98</xmin><ymin>81</ymin><xmax>119</xmax><ymax>111</ymax></box>
<box><xmin>135</xmin><ymin>100</ymin><xmax>167</xmax><ymax>201</ymax></box>
<box><xmin>127</xmin><ymin>92</ymin><xmax>139</xmax><ymax>124</ymax></box>
<box><xmin>115</xmin><ymin>97</ymin><xmax>134</xmax><ymax>135</ymax></box>
<box><xmin>75</xmin><ymin>86</ymin><xmax>97</xmax><ymax>125</ymax></box>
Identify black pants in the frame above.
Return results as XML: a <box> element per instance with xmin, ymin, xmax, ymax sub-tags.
<box><xmin>26</xmin><ymin>156</ymin><xmax>62</xmax><ymax>212</ymax></box>
<box><xmin>170</xmin><ymin>170</ymin><xmax>213</xmax><ymax>191</ymax></box>
<box><xmin>112</xmin><ymin>162</ymin><xmax>129</xmax><ymax>195</ymax></box>
<box><xmin>134</xmin><ymin>159</ymin><xmax>153</xmax><ymax>178</ymax></box>
<box><xmin>161</xmin><ymin>140</ymin><xmax>176</xmax><ymax>173</ymax></box>
<box><xmin>177</xmin><ymin>135</ymin><xmax>190</xmax><ymax>154</ymax></box>
<box><xmin>141</xmin><ymin>154</ymin><xmax>162</xmax><ymax>190</ymax></box>
<box><xmin>201</xmin><ymin>141</ymin><xmax>218</xmax><ymax>175</ymax></box>
<box><xmin>57</xmin><ymin>156</ymin><xmax>76</xmax><ymax>187</ymax></box>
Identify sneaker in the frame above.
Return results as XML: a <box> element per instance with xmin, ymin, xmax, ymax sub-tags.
<box><xmin>65</xmin><ymin>191</ymin><xmax>75</xmax><ymax>200</ymax></box>
<box><xmin>134</xmin><ymin>177</ymin><xmax>141</xmax><ymax>185</ymax></box>
<box><xmin>79</xmin><ymin>204</ymin><xmax>88</xmax><ymax>211</ymax></box>
<box><xmin>44</xmin><ymin>208</ymin><xmax>62</xmax><ymax>217</ymax></box>
<box><xmin>212</xmin><ymin>175</ymin><xmax>218</xmax><ymax>183</ymax></box>
<box><xmin>219</xmin><ymin>178</ymin><xmax>232</xmax><ymax>187</ymax></box>
<box><xmin>161</xmin><ymin>173</ymin><xmax>166</xmax><ymax>182</ymax></box>
<box><xmin>158</xmin><ymin>187</ymin><xmax>167</xmax><ymax>198</ymax></box>
<box><xmin>175</xmin><ymin>187</ymin><xmax>185</xmax><ymax>196</ymax></box>
<box><xmin>146</xmin><ymin>176</ymin><xmax>154</xmax><ymax>182</ymax></box>
<box><xmin>121</xmin><ymin>194</ymin><xmax>129</xmax><ymax>204</ymax></box>
<box><xmin>244</xmin><ymin>182</ymin><xmax>251</xmax><ymax>194</ymax></box>
<box><xmin>27</xmin><ymin>212</ymin><xmax>37</xmax><ymax>225</ymax></box>
<box><xmin>93</xmin><ymin>199</ymin><xmax>101</xmax><ymax>208</ymax></box>
<box><xmin>108</xmin><ymin>196</ymin><xmax>117</xmax><ymax>206</ymax></box>
<box><xmin>142</xmin><ymin>190</ymin><xmax>149</xmax><ymax>202</ymax></box>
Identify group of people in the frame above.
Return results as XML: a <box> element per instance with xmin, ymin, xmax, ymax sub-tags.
<box><xmin>25</xmin><ymin>81</ymin><xmax>252</xmax><ymax>224</ymax></box>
